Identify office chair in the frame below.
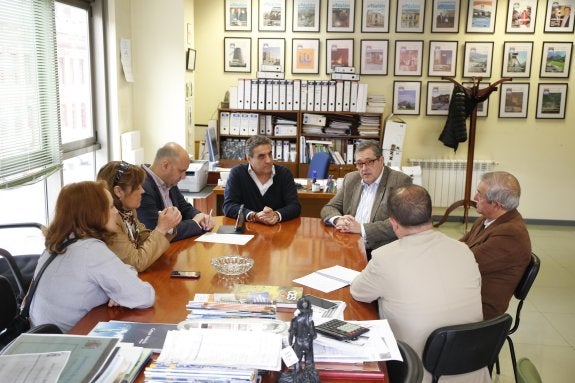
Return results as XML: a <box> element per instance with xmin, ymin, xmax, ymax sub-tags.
<box><xmin>422</xmin><ymin>313</ymin><xmax>513</xmax><ymax>383</ymax></box>
<box><xmin>497</xmin><ymin>252</ymin><xmax>541</xmax><ymax>382</ymax></box>
<box><xmin>517</xmin><ymin>358</ymin><xmax>542</xmax><ymax>383</ymax></box>
<box><xmin>306</xmin><ymin>152</ymin><xmax>330</xmax><ymax>180</ymax></box>
<box><xmin>0</xmin><ymin>222</ymin><xmax>44</xmax><ymax>300</ymax></box>
<box><xmin>386</xmin><ymin>340</ymin><xmax>424</xmax><ymax>383</ymax></box>
<box><xmin>0</xmin><ymin>275</ymin><xmax>62</xmax><ymax>349</ymax></box>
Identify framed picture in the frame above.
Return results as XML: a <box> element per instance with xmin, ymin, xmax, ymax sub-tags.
<box><xmin>536</xmin><ymin>83</ymin><xmax>568</xmax><ymax>119</ymax></box>
<box><xmin>361</xmin><ymin>0</ymin><xmax>390</xmax><ymax>32</ymax></box>
<box><xmin>259</xmin><ymin>0</ymin><xmax>286</xmax><ymax>31</ymax></box>
<box><xmin>186</xmin><ymin>48</ymin><xmax>196</xmax><ymax>72</ymax></box>
<box><xmin>499</xmin><ymin>83</ymin><xmax>530</xmax><ymax>118</ymax></box>
<box><xmin>394</xmin><ymin>40</ymin><xmax>424</xmax><ymax>76</ymax></box>
<box><xmin>292</xmin><ymin>0</ymin><xmax>320</xmax><ymax>32</ymax></box>
<box><xmin>466</xmin><ymin>0</ymin><xmax>497</xmax><ymax>33</ymax></box>
<box><xmin>501</xmin><ymin>42</ymin><xmax>533</xmax><ymax>78</ymax></box>
<box><xmin>327</xmin><ymin>0</ymin><xmax>355</xmax><ymax>32</ymax></box>
<box><xmin>258</xmin><ymin>38</ymin><xmax>285</xmax><ymax>72</ymax></box>
<box><xmin>540</xmin><ymin>41</ymin><xmax>573</xmax><ymax>78</ymax></box>
<box><xmin>426</xmin><ymin>81</ymin><xmax>455</xmax><ymax>115</ymax></box>
<box><xmin>396</xmin><ymin>0</ymin><xmax>426</xmax><ymax>33</ymax></box>
<box><xmin>463</xmin><ymin>42</ymin><xmax>493</xmax><ymax>78</ymax></box>
<box><xmin>463</xmin><ymin>82</ymin><xmax>489</xmax><ymax>116</ymax></box>
<box><xmin>224</xmin><ymin>37</ymin><xmax>251</xmax><ymax>72</ymax></box>
<box><xmin>428</xmin><ymin>40</ymin><xmax>457</xmax><ymax>77</ymax></box>
<box><xmin>506</xmin><ymin>0</ymin><xmax>538</xmax><ymax>33</ymax></box>
<box><xmin>292</xmin><ymin>38</ymin><xmax>320</xmax><ymax>74</ymax></box>
<box><xmin>225</xmin><ymin>0</ymin><xmax>252</xmax><ymax>31</ymax></box>
<box><xmin>431</xmin><ymin>0</ymin><xmax>460</xmax><ymax>32</ymax></box>
<box><xmin>360</xmin><ymin>39</ymin><xmax>389</xmax><ymax>75</ymax></box>
<box><xmin>544</xmin><ymin>0</ymin><xmax>575</xmax><ymax>32</ymax></box>
<box><xmin>326</xmin><ymin>39</ymin><xmax>354</xmax><ymax>74</ymax></box>
<box><xmin>393</xmin><ymin>81</ymin><xmax>421</xmax><ymax>115</ymax></box>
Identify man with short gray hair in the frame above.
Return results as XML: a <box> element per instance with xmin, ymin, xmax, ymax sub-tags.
<box><xmin>461</xmin><ymin>171</ymin><xmax>532</xmax><ymax>319</ymax></box>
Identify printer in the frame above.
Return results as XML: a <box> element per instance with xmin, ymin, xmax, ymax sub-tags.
<box><xmin>179</xmin><ymin>160</ymin><xmax>208</xmax><ymax>192</ymax></box>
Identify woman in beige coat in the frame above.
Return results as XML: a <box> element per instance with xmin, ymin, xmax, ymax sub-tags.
<box><xmin>97</xmin><ymin>161</ymin><xmax>181</xmax><ymax>272</ymax></box>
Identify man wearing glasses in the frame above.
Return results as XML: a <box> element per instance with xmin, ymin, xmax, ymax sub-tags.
<box><xmin>321</xmin><ymin>140</ymin><xmax>412</xmax><ymax>256</ymax></box>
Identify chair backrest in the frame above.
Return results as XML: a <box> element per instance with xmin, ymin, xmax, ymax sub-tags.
<box><xmin>422</xmin><ymin>313</ymin><xmax>513</xmax><ymax>381</ymax></box>
<box><xmin>515</xmin><ymin>253</ymin><xmax>540</xmax><ymax>301</ymax></box>
<box><xmin>307</xmin><ymin>152</ymin><xmax>330</xmax><ymax>179</ymax></box>
<box><xmin>0</xmin><ymin>274</ymin><xmax>19</xmax><ymax>334</ymax></box>
<box><xmin>517</xmin><ymin>358</ymin><xmax>542</xmax><ymax>383</ymax></box>
<box><xmin>386</xmin><ymin>340</ymin><xmax>424</xmax><ymax>383</ymax></box>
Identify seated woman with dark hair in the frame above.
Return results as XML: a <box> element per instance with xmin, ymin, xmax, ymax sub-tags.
<box><xmin>29</xmin><ymin>181</ymin><xmax>155</xmax><ymax>332</ymax></box>
<box><xmin>97</xmin><ymin>161</ymin><xmax>181</xmax><ymax>272</ymax></box>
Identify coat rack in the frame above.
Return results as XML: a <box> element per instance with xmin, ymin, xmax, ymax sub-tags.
<box><xmin>434</xmin><ymin>76</ymin><xmax>512</xmax><ymax>228</ymax></box>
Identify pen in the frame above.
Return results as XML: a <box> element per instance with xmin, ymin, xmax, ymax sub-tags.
<box><xmin>204</xmin><ymin>209</ymin><xmax>213</xmax><ymax>231</ymax></box>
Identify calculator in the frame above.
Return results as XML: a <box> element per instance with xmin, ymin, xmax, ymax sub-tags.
<box><xmin>315</xmin><ymin>319</ymin><xmax>370</xmax><ymax>341</ymax></box>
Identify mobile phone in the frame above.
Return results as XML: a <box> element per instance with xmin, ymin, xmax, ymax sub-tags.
<box><xmin>171</xmin><ymin>271</ymin><xmax>201</xmax><ymax>279</ymax></box>
<box><xmin>304</xmin><ymin>294</ymin><xmax>337</xmax><ymax>310</ymax></box>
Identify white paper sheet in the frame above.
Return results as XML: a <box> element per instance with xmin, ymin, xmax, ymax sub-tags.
<box><xmin>194</xmin><ymin>232</ymin><xmax>254</xmax><ymax>245</ymax></box>
<box><xmin>0</xmin><ymin>351</ymin><xmax>70</xmax><ymax>383</ymax></box>
<box><xmin>293</xmin><ymin>265</ymin><xmax>360</xmax><ymax>293</ymax></box>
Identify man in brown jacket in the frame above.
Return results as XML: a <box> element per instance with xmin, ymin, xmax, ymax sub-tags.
<box><xmin>461</xmin><ymin>171</ymin><xmax>532</xmax><ymax>319</ymax></box>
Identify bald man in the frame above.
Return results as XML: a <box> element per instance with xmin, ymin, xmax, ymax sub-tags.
<box><xmin>138</xmin><ymin>142</ymin><xmax>214</xmax><ymax>242</ymax></box>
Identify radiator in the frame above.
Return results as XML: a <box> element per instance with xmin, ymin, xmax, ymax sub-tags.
<box><xmin>409</xmin><ymin>159</ymin><xmax>496</xmax><ymax>207</ymax></box>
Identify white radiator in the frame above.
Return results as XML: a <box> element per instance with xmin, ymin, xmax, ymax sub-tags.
<box><xmin>409</xmin><ymin>159</ymin><xmax>496</xmax><ymax>207</ymax></box>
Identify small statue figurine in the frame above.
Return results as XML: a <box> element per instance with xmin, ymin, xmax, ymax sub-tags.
<box><xmin>279</xmin><ymin>297</ymin><xmax>319</xmax><ymax>383</ymax></box>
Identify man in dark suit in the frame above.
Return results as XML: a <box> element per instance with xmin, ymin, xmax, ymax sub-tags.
<box><xmin>320</xmin><ymin>140</ymin><xmax>412</xmax><ymax>254</ymax></box>
<box><xmin>138</xmin><ymin>142</ymin><xmax>215</xmax><ymax>242</ymax></box>
<box><xmin>461</xmin><ymin>171</ymin><xmax>532</xmax><ymax>319</ymax></box>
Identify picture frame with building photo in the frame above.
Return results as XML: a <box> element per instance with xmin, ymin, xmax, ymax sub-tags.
<box><xmin>506</xmin><ymin>0</ymin><xmax>538</xmax><ymax>33</ymax></box>
<box><xmin>224</xmin><ymin>37</ymin><xmax>251</xmax><ymax>72</ymax></box>
<box><xmin>259</xmin><ymin>0</ymin><xmax>286</xmax><ymax>31</ymax></box>
<box><xmin>431</xmin><ymin>0</ymin><xmax>460</xmax><ymax>32</ymax></box>
<box><xmin>326</xmin><ymin>39</ymin><xmax>354</xmax><ymax>74</ymax></box>
<box><xmin>426</xmin><ymin>81</ymin><xmax>454</xmax><ymax>115</ymax></box>
<box><xmin>540</xmin><ymin>41</ymin><xmax>573</xmax><ymax>78</ymax></box>
<box><xmin>536</xmin><ymin>83</ymin><xmax>568</xmax><ymax>119</ymax></box>
<box><xmin>327</xmin><ymin>0</ymin><xmax>355</xmax><ymax>32</ymax></box>
<box><xmin>396</xmin><ymin>0</ymin><xmax>426</xmax><ymax>33</ymax></box>
<box><xmin>466</xmin><ymin>0</ymin><xmax>497</xmax><ymax>33</ymax></box>
<box><xmin>544</xmin><ymin>0</ymin><xmax>575</xmax><ymax>32</ymax></box>
<box><xmin>499</xmin><ymin>83</ymin><xmax>530</xmax><ymax>118</ymax></box>
<box><xmin>463</xmin><ymin>81</ymin><xmax>489</xmax><ymax>116</ymax></box>
<box><xmin>501</xmin><ymin>42</ymin><xmax>533</xmax><ymax>78</ymax></box>
<box><xmin>225</xmin><ymin>0</ymin><xmax>252</xmax><ymax>31</ymax></box>
<box><xmin>428</xmin><ymin>40</ymin><xmax>457</xmax><ymax>77</ymax></box>
<box><xmin>394</xmin><ymin>40</ymin><xmax>424</xmax><ymax>76</ymax></box>
<box><xmin>361</xmin><ymin>0</ymin><xmax>390</xmax><ymax>33</ymax></box>
<box><xmin>393</xmin><ymin>81</ymin><xmax>421</xmax><ymax>115</ymax></box>
<box><xmin>292</xmin><ymin>0</ymin><xmax>320</xmax><ymax>32</ymax></box>
<box><xmin>258</xmin><ymin>38</ymin><xmax>285</xmax><ymax>72</ymax></box>
<box><xmin>360</xmin><ymin>39</ymin><xmax>389</xmax><ymax>75</ymax></box>
<box><xmin>463</xmin><ymin>41</ymin><xmax>493</xmax><ymax>78</ymax></box>
<box><xmin>292</xmin><ymin>38</ymin><xmax>319</xmax><ymax>74</ymax></box>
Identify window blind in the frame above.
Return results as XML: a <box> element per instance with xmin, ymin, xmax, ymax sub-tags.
<box><xmin>0</xmin><ymin>0</ymin><xmax>62</xmax><ymax>189</ymax></box>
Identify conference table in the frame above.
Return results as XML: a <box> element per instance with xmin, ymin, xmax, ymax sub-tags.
<box><xmin>70</xmin><ymin>216</ymin><xmax>386</xmax><ymax>382</ymax></box>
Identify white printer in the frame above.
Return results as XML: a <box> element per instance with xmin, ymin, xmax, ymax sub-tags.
<box><xmin>179</xmin><ymin>160</ymin><xmax>208</xmax><ymax>192</ymax></box>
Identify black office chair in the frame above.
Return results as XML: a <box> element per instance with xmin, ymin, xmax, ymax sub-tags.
<box><xmin>0</xmin><ymin>222</ymin><xmax>44</xmax><ymax>300</ymax></box>
<box><xmin>386</xmin><ymin>340</ymin><xmax>424</xmax><ymax>383</ymax></box>
<box><xmin>497</xmin><ymin>253</ymin><xmax>541</xmax><ymax>382</ymax></box>
<box><xmin>0</xmin><ymin>275</ymin><xmax>62</xmax><ymax>349</ymax></box>
<box><xmin>422</xmin><ymin>313</ymin><xmax>513</xmax><ymax>383</ymax></box>
<box><xmin>307</xmin><ymin>152</ymin><xmax>330</xmax><ymax>179</ymax></box>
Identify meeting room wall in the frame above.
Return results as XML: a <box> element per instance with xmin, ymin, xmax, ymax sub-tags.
<box><xmin>187</xmin><ymin>0</ymin><xmax>574</xmax><ymax>223</ymax></box>
<box><xmin>110</xmin><ymin>1</ymin><xmax>573</xmax><ymax>223</ymax></box>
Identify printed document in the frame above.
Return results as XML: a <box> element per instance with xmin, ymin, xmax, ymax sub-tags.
<box><xmin>195</xmin><ymin>232</ymin><xmax>254</xmax><ymax>245</ymax></box>
<box><xmin>293</xmin><ymin>265</ymin><xmax>360</xmax><ymax>293</ymax></box>
<box><xmin>0</xmin><ymin>351</ymin><xmax>70</xmax><ymax>383</ymax></box>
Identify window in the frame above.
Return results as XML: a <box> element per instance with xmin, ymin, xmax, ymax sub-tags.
<box><xmin>0</xmin><ymin>0</ymin><xmax>62</xmax><ymax>188</ymax></box>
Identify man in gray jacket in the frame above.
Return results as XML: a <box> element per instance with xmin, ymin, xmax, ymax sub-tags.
<box><xmin>320</xmin><ymin>140</ymin><xmax>412</xmax><ymax>255</ymax></box>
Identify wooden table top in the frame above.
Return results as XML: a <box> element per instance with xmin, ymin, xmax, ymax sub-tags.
<box><xmin>69</xmin><ymin>216</ymin><xmax>384</xmax><ymax>382</ymax></box>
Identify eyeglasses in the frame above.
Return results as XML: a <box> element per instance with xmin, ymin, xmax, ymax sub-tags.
<box><xmin>113</xmin><ymin>161</ymin><xmax>130</xmax><ymax>186</ymax></box>
<box><xmin>355</xmin><ymin>158</ymin><xmax>379</xmax><ymax>168</ymax></box>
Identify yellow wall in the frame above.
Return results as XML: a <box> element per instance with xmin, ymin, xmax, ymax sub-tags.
<box><xmin>193</xmin><ymin>1</ymin><xmax>575</xmax><ymax>222</ymax></box>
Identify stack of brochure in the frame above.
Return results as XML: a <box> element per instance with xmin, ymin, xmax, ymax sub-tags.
<box><xmin>358</xmin><ymin>115</ymin><xmax>381</xmax><ymax>137</ymax></box>
<box><xmin>186</xmin><ymin>301</ymin><xmax>277</xmax><ymax>319</ymax></box>
<box><xmin>366</xmin><ymin>95</ymin><xmax>386</xmax><ymax>113</ymax></box>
